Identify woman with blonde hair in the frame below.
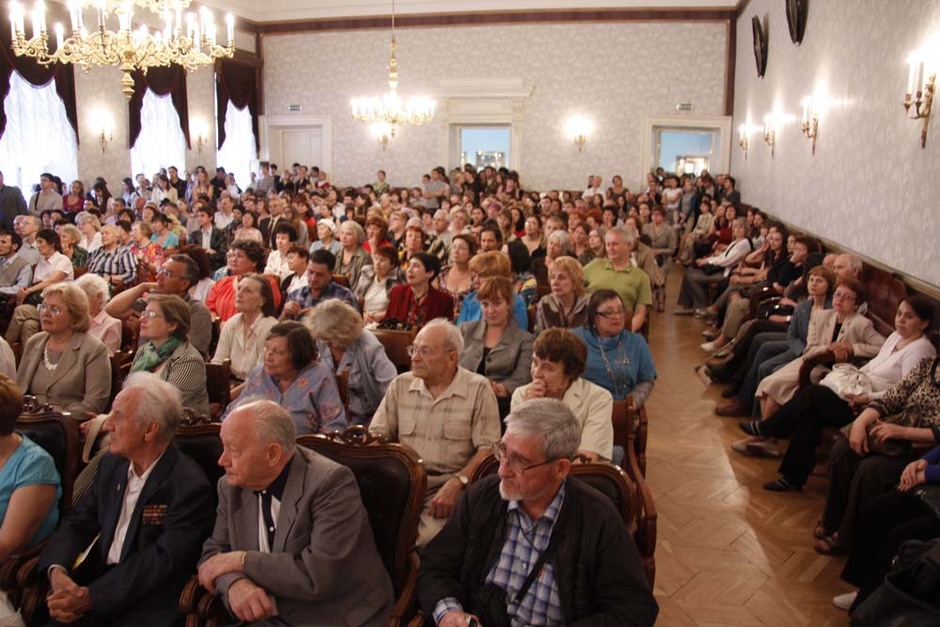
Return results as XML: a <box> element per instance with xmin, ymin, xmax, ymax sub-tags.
<box><xmin>304</xmin><ymin>299</ymin><xmax>396</xmax><ymax>425</ymax></box>
<box><xmin>75</xmin><ymin>211</ymin><xmax>102</xmax><ymax>253</ymax></box>
<box><xmin>534</xmin><ymin>256</ymin><xmax>590</xmax><ymax>333</ymax></box>
<box><xmin>74</xmin><ymin>273</ymin><xmax>122</xmax><ymax>355</ymax></box>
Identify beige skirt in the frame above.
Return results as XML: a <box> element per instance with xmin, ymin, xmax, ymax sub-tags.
<box><xmin>755</xmin><ymin>357</ymin><xmax>803</xmax><ymax>406</ymax></box>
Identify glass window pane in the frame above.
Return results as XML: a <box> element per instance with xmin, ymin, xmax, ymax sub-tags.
<box><xmin>459</xmin><ymin>127</ymin><xmax>510</xmax><ymax>171</ymax></box>
<box><xmin>657</xmin><ymin>130</ymin><xmax>714</xmax><ymax>174</ymax></box>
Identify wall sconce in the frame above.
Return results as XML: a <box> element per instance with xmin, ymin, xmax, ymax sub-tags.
<box><xmin>904</xmin><ymin>51</ymin><xmax>935</xmax><ymax>148</ymax></box>
<box><xmin>190</xmin><ymin>118</ymin><xmax>209</xmax><ymax>154</ymax></box>
<box><xmin>371</xmin><ymin>121</ymin><xmax>392</xmax><ymax>151</ymax></box>
<box><xmin>91</xmin><ymin>109</ymin><xmax>114</xmax><ymax>154</ymax></box>
<box><xmin>800</xmin><ymin>97</ymin><xmax>819</xmax><ymax>155</ymax></box>
<box><xmin>565</xmin><ymin>115</ymin><xmax>593</xmax><ymax>152</ymax></box>
<box><xmin>763</xmin><ymin>114</ymin><xmax>776</xmax><ymax>157</ymax></box>
<box><xmin>737</xmin><ymin>123</ymin><xmax>750</xmax><ymax>159</ymax></box>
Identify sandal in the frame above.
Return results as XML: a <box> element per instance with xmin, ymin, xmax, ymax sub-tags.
<box><xmin>814</xmin><ymin>533</ymin><xmax>846</xmax><ymax>556</ymax></box>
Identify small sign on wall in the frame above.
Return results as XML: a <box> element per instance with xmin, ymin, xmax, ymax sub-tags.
<box><xmin>288</xmin><ymin>104</ymin><xmax>301</xmax><ymax>112</ymax></box>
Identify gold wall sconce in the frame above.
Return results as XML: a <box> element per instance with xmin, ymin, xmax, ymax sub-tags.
<box><xmin>763</xmin><ymin>114</ymin><xmax>776</xmax><ymax>157</ymax></box>
<box><xmin>91</xmin><ymin>109</ymin><xmax>113</xmax><ymax>154</ymax></box>
<box><xmin>800</xmin><ymin>97</ymin><xmax>819</xmax><ymax>155</ymax></box>
<box><xmin>191</xmin><ymin>118</ymin><xmax>209</xmax><ymax>154</ymax></box>
<box><xmin>565</xmin><ymin>115</ymin><xmax>593</xmax><ymax>152</ymax></box>
<box><xmin>904</xmin><ymin>51</ymin><xmax>935</xmax><ymax>148</ymax></box>
<box><xmin>738</xmin><ymin>123</ymin><xmax>750</xmax><ymax>159</ymax></box>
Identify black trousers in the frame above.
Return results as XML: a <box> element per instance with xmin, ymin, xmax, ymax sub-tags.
<box><xmin>760</xmin><ymin>385</ymin><xmax>855</xmax><ymax>487</ymax></box>
<box><xmin>822</xmin><ymin>438</ymin><xmax>914</xmax><ymax>542</ymax></box>
<box><xmin>841</xmin><ymin>489</ymin><xmax>940</xmax><ymax>611</ymax></box>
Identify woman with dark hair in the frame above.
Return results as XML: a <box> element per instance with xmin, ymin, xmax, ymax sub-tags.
<box><xmin>206</xmin><ymin>240</ymin><xmax>282</xmax><ymax>322</ymax></box>
<box><xmin>385</xmin><ymin>251</ymin><xmax>453</xmax><ymax>329</ymax></box>
<box><xmin>179</xmin><ymin>244</ymin><xmax>215</xmax><ymax>303</ymax></box>
<box><xmin>458</xmin><ymin>277</ymin><xmax>534</xmax><ymax>416</ymax></box>
<box><xmin>739</xmin><ymin>295</ymin><xmax>936</xmax><ymax>492</ymax></box>
<box><xmin>233</xmin><ymin>210</ymin><xmax>263</xmax><ymax>244</ymax></box>
<box><xmin>571</xmin><ymin>289</ymin><xmax>657</xmax><ymax>404</ymax></box>
<box><xmin>354</xmin><ymin>244</ymin><xmax>405</xmax><ymax>325</ymax></box>
<box><xmin>438</xmin><ymin>233</ymin><xmax>476</xmax><ymax>318</ymax></box>
<box><xmin>211</xmin><ymin>274</ymin><xmax>279</xmax><ymax>380</ymax></box>
<box><xmin>62</xmin><ymin>180</ymin><xmax>85</xmax><ymax>215</ymax></box>
<box><xmin>363</xmin><ymin>215</ymin><xmax>391</xmax><ymax>253</ymax></box>
<box><xmin>131</xmin><ymin>293</ymin><xmax>208</xmax><ymax>416</ymax></box>
<box><xmin>520</xmin><ymin>214</ymin><xmax>545</xmax><ymax>258</ymax></box>
<box><xmin>150</xmin><ymin>212</ymin><xmax>179</xmax><ymax>250</ymax></box>
<box><xmin>222</xmin><ymin>321</ymin><xmax>347</xmax><ymax>435</ymax></box>
<box><xmin>511</xmin><ymin>328</ymin><xmax>613</xmax><ymax>461</ymax></box>
<box><xmin>263</xmin><ymin>221</ymin><xmax>298</xmax><ymax>279</ymax></box>
<box><xmin>506</xmin><ymin>240</ymin><xmax>537</xmax><ymax>306</ymax></box>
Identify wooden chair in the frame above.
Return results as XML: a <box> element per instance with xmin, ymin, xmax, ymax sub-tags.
<box><xmin>612</xmin><ymin>398</ymin><xmax>648</xmax><ymax>477</ymax></box>
<box><xmin>205</xmin><ymin>360</ymin><xmax>232</xmax><ymax>420</ymax></box>
<box><xmin>298</xmin><ymin>427</ymin><xmax>426</xmax><ymax>626</ymax></box>
<box><xmin>469</xmin><ymin>452</ymin><xmax>656</xmax><ymax>588</ymax></box>
<box><xmin>335</xmin><ymin>369</ymin><xmax>350</xmax><ymax>415</ymax></box>
<box><xmin>108</xmin><ymin>349</ymin><xmax>134</xmax><ymax>408</ymax></box>
<box><xmin>373</xmin><ymin>328</ymin><xmax>416</xmax><ymax>373</ymax></box>
<box><xmin>332</xmin><ymin>273</ymin><xmax>349</xmax><ymax>287</ymax></box>
<box><xmin>5</xmin><ymin>399</ymin><xmax>83</xmax><ymax>623</ymax></box>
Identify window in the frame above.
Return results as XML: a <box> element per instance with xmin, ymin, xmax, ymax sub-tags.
<box><xmin>0</xmin><ymin>71</ymin><xmax>78</xmax><ymax>190</ymax></box>
<box><xmin>130</xmin><ymin>89</ymin><xmax>186</xmax><ymax>181</ymax></box>
<box><xmin>456</xmin><ymin>126</ymin><xmax>510</xmax><ymax>171</ymax></box>
<box><xmin>655</xmin><ymin>130</ymin><xmax>716</xmax><ymax>175</ymax></box>
<box><xmin>216</xmin><ymin>100</ymin><xmax>256</xmax><ymax>192</ymax></box>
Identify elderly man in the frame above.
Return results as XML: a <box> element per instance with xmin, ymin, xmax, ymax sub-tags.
<box><xmin>105</xmin><ymin>254</ymin><xmax>212</xmax><ymax>355</ymax></box>
<box><xmin>0</xmin><ymin>230</ymin><xmax>31</xmax><ymax>300</ymax></box>
<box><xmin>198</xmin><ymin>400</ymin><xmax>393</xmax><ymax>626</ymax></box>
<box><xmin>12</xmin><ymin>214</ymin><xmax>40</xmax><ymax>266</ymax></box>
<box><xmin>39</xmin><ymin>372</ymin><xmax>213</xmax><ymax>626</ymax></box>
<box><xmin>418</xmin><ymin>399</ymin><xmax>658</xmax><ymax>626</ymax></box>
<box><xmin>371</xmin><ymin>319</ymin><xmax>500</xmax><ymax>547</ymax></box>
<box><xmin>582</xmin><ymin>227</ymin><xmax>653</xmax><ymax>333</ymax></box>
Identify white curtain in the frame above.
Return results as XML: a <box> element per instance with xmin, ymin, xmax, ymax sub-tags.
<box><xmin>130</xmin><ymin>89</ymin><xmax>186</xmax><ymax>180</ymax></box>
<box><xmin>0</xmin><ymin>71</ymin><xmax>78</xmax><ymax>190</ymax></box>
<box><xmin>216</xmin><ymin>101</ymin><xmax>256</xmax><ymax>191</ymax></box>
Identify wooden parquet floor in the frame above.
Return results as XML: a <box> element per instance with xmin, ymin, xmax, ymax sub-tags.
<box><xmin>646</xmin><ymin>268</ymin><xmax>852</xmax><ymax>626</ymax></box>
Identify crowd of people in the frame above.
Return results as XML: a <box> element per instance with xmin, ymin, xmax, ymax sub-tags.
<box><xmin>0</xmin><ymin>159</ymin><xmax>933</xmax><ymax>624</ymax></box>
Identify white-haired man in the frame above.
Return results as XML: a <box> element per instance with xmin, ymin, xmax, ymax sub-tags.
<box><xmin>39</xmin><ymin>373</ymin><xmax>214</xmax><ymax>626</ymax></box>
<box><xmin>199</xmin><ymin>399</ymin><xmax>393</xmax><ymax>625</ymax></box>
<box><xmin>582</xmin><ymin>227</ymin><xmax>653</xmax><ymax>333</ymax></box>
<box><xmin>417</xmin><ymin>399</ymin><xmax>658</xmax><ymax>627</ymax></box>
<box><xmin>370</xmin><ymin>319</ymin><xmax>500</xmax><ymax>547</ymax></box>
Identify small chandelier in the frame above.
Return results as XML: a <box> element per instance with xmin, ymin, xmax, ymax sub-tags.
<box><xmin>350</xmin><ymin>0</ymin><xmax>434</xmax><ymax>138</ymax></box>
<box><xmin>9</xmin><ymin>0</ymin><xmax>235</xmax><ymax>100</ymax></box>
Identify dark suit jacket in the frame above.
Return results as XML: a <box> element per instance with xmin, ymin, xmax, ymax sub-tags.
<box><xmin>39</xmin><ymin>445</ymin><xmax>214</xmax><ymax>626</ymax></box>
<box><xmin>188</xmin><ymin>227</ymin><xmax>229</xmax><ymax>270</ymax></box>
<box><xmin>200</xmin><ymin>447</ymin><xmax>394</xmax><ymax>626</ymax></box>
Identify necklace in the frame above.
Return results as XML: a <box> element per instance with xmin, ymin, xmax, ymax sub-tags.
<box><xmin>596</xmin><ymin>333</ymin><xmax>631</xmax><ymax>399</ymax></box>
<box><xmin>43</xmin><ymin>346</ymin><xmax>62</xmax><ymax>371</ymax></box>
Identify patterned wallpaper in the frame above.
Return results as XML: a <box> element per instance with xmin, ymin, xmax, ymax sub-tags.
<box><xmin>732</xmin><ymin>0</ymin><xmax>940</xmax><ymax>287</ymax></box>
<box><xmin>75</xmin><ymin>65</ymin><xmax>217</xmax><ymax>189</ymax></box>
<box><xmin>262</xmin><ymin>21</ymin><xmax>727</xmax><ymax>191</ymax></box>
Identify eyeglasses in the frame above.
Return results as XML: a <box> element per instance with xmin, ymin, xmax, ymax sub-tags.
<box><xmin>141</xmin><ymin>310</ymin><xmax>164</xmax><ymax>319</ymax></box>
<box><xmin>406</xmin><ymin>344</ymin><xmax>445</xmax><ymax>358</ymax></box>
<box><xmin>833</xmin><ymin>291</ymin><xmax>857</xmax><ymax>301</ymax></box>
<box><xmin>492</xmin><ymin>442</ymin><xmax>558</xmax><ymax>475</ymax></box>
<box><xmin>155</xmin><ymin>268</ymin><xmax>181</xmax><ymax>279</ymax></box>
<box><xmin>595</xmin><ymin>308</ymin><xmax>627</xmax><ymax>319</ymax></box>
<box><xmin>37</xmin><ymin>304</ymin><xmax>62</xmax><ymax>315</ymax></box>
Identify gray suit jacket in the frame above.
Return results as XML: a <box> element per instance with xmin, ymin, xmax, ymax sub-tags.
<box><xmin>201</xmin><ymin>447</ymin><xmax>394</xmax><ymax>626</ymax></box>
<box><xmin>16</xmin><ymin>331</ymin><xmax>111</xmax><ymax>415</ymax></box>
<box><xmin>458</xmin><ymin>319</ymin><xmax>534</xmax><ymax>395</ymax></box>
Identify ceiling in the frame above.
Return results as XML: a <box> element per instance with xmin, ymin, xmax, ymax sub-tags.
<box><xmin>203</xmin><ymin>0</ymin><xmax>739</xmax><ymax>27</ymax></box>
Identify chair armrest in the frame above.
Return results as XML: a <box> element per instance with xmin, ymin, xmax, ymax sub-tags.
<box><xmin>798</xmin><ymin>350</ymin><xmax>836</xmax><ymax>388</ymax></box>
<box><xmin>178</xmin><ymin>574</ymin><xmax>205</xmax><ymax>615</ymax></box>
<box><xmin>406</xmin><ymin>611</ymin><xmax>428</xmax><ymax>627</ymax></box>
<box><xmin>179</xmin><ymin>574</ymin><xmax>225</xmax><ymax>627</ymax></box>
<box><xmin>388</xmin><ymin>550</ymin><xmax>421</xmax><ymax>627</ymax></box>
<box><xmin>15</xmin><ymin>555</ymin><xmax>45</xmax><ymax>625</ymax></box>
<box><xmin>749</xmin><ymin>288</ymin><xmax>777</xmax><ymax>318</ymax></box>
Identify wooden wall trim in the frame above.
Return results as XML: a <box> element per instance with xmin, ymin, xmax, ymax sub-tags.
<box><xmin>724</xmin><ymin>16</ymin><xmax>736</xmax><ymax>116</ymax></box>
<box><xmin>248</xmin><ymin>8</ymin><xmax>736</xmax><ymax>36</ymax></box>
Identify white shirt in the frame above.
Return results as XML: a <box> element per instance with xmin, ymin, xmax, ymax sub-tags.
<box><xmin>215</xmin><ymin>211</ymin><xmax>235</xmax><ymax>231</ymax></box>
<box><xmin>35</xmin><ymin>252</ymin><xmax>74</xmax><ymax>282</ymax></box>
<box><xmin>107</xmin><ymin>454</ymin><xmax>163</xmax><ymax>565</ymax></box>
<box><xmin>264</xmin><ymin>249</ymin><xmax>292</xmax><ymax>280</ymax></box>
<box><xmin>212</xmin><ymin>313</ymin><xmax>278</xmax><ymax>379</ymax></box>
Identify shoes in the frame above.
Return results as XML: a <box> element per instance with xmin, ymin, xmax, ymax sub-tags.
<box><xmin>715</xmin><ymin>400</ymin><xmax>749</xmax><ymax>417</ymax></box>
<box><xmin>763</xmin><ymin>477</ymin><xmax>799</xmax><ymax>491</ymax></box>
<box><xmin>746</xmin><ymin>440</ymin><xmax>780</xmax><ymax>458</ymax></box>
<box><xmin>832</xmin><ymin>591</ymin><xmax>858</xmax><ymax>611</ymax></box>
<box><xmin>674</xmin><ymin>307</ymin><xmax>695</xmax><ymax>315</ymax></box>
<box><xmin>694</xmin><ymin>364</ymin><xmax>713</xmax><ymax>386</ymax></box>
<box><xmin>738</xmin><ymin>420</ymin><xmax>763</xmax><ymax>437</ymax></box>
<box><xmin>702</xmin><ymin>329</ymin><xmax>717</xmax><ymax>340</ymax></box>
<box><xmin>701</xmin><ymin>341</ymin><xmax>717</xmax><ymax>352</ymax></box>
<box><xmin>713</xmin><ymin>344</ymin><xmax>734</xmax><ymax>358</ymax></box>
<box><xmin>730</xmin><ymin>438</ymin><xmax>751</xmax><ymax>455</ymax></box>
<box><xmin>693</xmin><ymin>308</ymin><xmax>709</xmax><ymax>319</ymax></box>
<box><xmin>720</xmin><ymin>385</ymin><xmax>740</xmax><ymax>398</ymax></box>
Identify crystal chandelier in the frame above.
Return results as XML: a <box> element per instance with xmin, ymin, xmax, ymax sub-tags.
<box><xmin>350</xmin><ymin>0</ymin><xmax>434</xmax><ymax>138</ymax></box>
<box><xmin>9</xmin><ymin>0</ymin><xmax>235</xmax><ymax>100</ymax></box>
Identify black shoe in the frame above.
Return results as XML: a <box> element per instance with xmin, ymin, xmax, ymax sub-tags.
<box><xmin>763</xmin><ymin>478</ymin><xmax>800</xmax><ymax>492</ymax></box>
<box><xmin>720</xmin><ymin>385</ymin><xmax>740</xmax><ymax>399</ymax></box>
<box><xmin>738</xmin><ymin>420</ymin><xmax>762</xmax><ymax>437</ymax></box>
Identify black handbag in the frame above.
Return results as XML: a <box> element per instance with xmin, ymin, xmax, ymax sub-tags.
<box><xmin>850</xmin><ymin>539</ymin><xmax>940</xmax><ymax>626</ymax></box>
<box><xmin>700</xmin><ymin>264</ymin><xmax>723</xmax><ymax>276</ymax></box>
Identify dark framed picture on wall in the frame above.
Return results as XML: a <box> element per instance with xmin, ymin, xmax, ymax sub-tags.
<box><xmin>786</xmin><ymin>0</ymin><xmax>808</xmax><ymax>45</ymax></box>
<box><xmin>752</xmin><ymin>16</ymin><xmax>768</xmax><ymax>77</ymax></box>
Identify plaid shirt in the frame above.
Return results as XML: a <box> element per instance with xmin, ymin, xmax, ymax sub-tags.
<box><xmin>285</xmin><ymin>281</ymin><xmax>359</xmax><ymax>317</ymax></box>
<box><xmin>87</xmin><ymin>245</ymin><xmax>138</xmax><ymax>286</ymax></box>
<box><xmin>434</xmin><ymin>481</ymin><xmax>567</xmax><ymax>626</ymax></box>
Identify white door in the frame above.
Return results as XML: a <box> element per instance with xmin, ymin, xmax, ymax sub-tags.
<box><xmin>279</xmin><ymin>126</ymin><xmax>323</xmax><ymax>170</ymax></box>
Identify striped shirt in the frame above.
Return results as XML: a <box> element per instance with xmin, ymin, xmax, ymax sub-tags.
<box><xmin>87</xmin><ymin>245</ymin><xmax>138</xmax><ymax>285</ymax></box>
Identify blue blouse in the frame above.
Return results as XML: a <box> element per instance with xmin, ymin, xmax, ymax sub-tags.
<box><xmin>456</xmin><ymin>291</ymin><xmax>528</xmax><ymax>326</ymax></box>
<box><xmin>222</xmin><ymin>361</ymin><xmax>348</xmax><ymax>435</ymax></box>
<box><xmin>0</xmin><ymin>436</ymin><xmax>61</xmax><ymax>546</ymax></box>
<box><xmin>151</xmin><ymin>232</ymin><xmax>179</xmax><ymax>249</ymax></box>
<box><xmin>571</xmin><ymin>327</ymin><xmax>657</xmax><ymax>401</ymax></box>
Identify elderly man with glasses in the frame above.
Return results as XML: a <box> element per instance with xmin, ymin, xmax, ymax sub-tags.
<box><xmin>370</xmin><ymin>318</ymin><xmax>500</xmax><ymax>547</ymax></box>
<box><xmin>417</xmin><ymin>399</ymin><xmax>658</xmax><ymax>627</ymax></box>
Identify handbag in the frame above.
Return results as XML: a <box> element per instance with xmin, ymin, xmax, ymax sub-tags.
<box><xmin>821</xmin><ymin>363</ymin><xmax>873</xmax><ymax>401</ymax></box>
<box><xmin>850</xmin><ymin>539</ymin><xmax>940</xmax><ymax>626</ymax></box>
<box><xmin>910</xmin><ymin>484</ymin><xmax>940</xmax><ymax>519</ymax></box>
<box><xmin>839</xmin><ymin>420</ymin><xmax>912</xmax><ymax>458</ymax></box>
<box><xmin>700</xmin><ymin>264</ymin><xmax>723</xmax><ymax>276</ymax></box>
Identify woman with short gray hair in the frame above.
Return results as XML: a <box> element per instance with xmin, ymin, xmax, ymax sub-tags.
<box><xmin>75</xmin><ymin>273</ymin><xmax>122</xmax><ymax>355</ymax></box>
<box><xmin>335</xmin><ymin>220</ymin><xmax>372</xmax><ymax>288</ymax></box>
<box><xmin>304</xmin><ymin>300</ymin><xmax>396</xmax><ymax>425</ymax></box>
